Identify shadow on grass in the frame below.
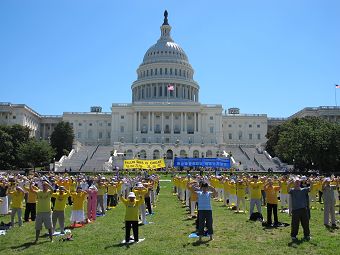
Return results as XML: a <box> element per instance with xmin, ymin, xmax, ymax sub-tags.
<box><xmin>325</xmin><ymin>225</ymin><xmax>339</xmax><ymax>232</ymax></box>
<box><xmin>11</xmin><ymin>240</ymin><xmax>46</xmax><ymax>251</ymax></box>
<box><xmin>104</xmin><ymin>243</ymin><xmax>131</xmax><ymax>250</ymax></box>
<box><xmin>288</xmin><ymin>239</ymin><xmax>317</xmax><ymax>248</ymax></box>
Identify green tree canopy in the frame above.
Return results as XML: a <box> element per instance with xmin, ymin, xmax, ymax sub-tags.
<box><xmin>0</xmin><ymin>130</ymin><xmax>14</xmax><ymax>169</ymax></box>
<box><xmin>266</xmin><ymin>117</ymin><xmax>340</xmax><ymax>173</ymax></box>
<box><xmin>18</xmin><ymin>139</ymin><xmax>55</xmax><ymax>170</ymax></box>
<box><xmin>50</xmin><ymin>121</ymin><xmax>74</xmax><ymax>160</ymax></box>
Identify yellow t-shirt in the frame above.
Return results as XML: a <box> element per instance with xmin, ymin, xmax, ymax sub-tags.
<box><xmin>121</xmin><ymin>197</ymin><xmax>143</xmax><ymax>221</ymax></box>
<box><xmin>52</xmin><ymin>192</ymin><xmax>69</xmax><ymax>211</ymax></box>
<box><xmin>107</xmin><ymin>184</ymin><xmax>118</xmax><ymax>195</ymax></box>
<box><xmin>71</xmin><ymin>192</ymin><xmax>87</xmax><ymax>211</ymax></box>
<box><xmin>265</xmin><ymin>185</ymin><xmax>280</xmax><ymax>204</ymax></box>
<box><xmin>9</xmin><ymin>190</ymin><xmax>25</xmax><ymax>209</ymax></box>
<box><xmin>249</xmin><ymin>182</ymin><xmax>263</xmax><ymax>199</ymax></box>
<box><xmin>25</xmin><ymin>187</ymin><xmax>38</xmax><ymax>203</ymax></box>
<box><xmin>36</xmin><ymin>191</ymin><xmax>52</xmax><ymax>213</ymax></box>
<box><xmin>229</xmin><ymin>183</ymin><xmax>237</xmax><ymax>195</ymax></box>
<box><xmin>133</xmin><ymin>188</ymin><xmax>148</xmax><ymax>203</ymax></box>
<box><xmin>97</xmin><ymin>185</ymin><xmax>107</xmax><ymax>196</ymax></box>
<box><xmin>236</xmin><ymin>183</ymin><xmax>246</xmax><ymax>197</ymax></box>
<box><xmin>280</xmin><ymin>181</ymin><xmax>288</xmax><ymax>195</ymax></box>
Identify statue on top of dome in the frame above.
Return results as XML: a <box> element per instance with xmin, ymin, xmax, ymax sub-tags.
<box><xmin>163</xmin><ymin>10</ymin><xmax>169</xmax><ymax>25</ymax></box>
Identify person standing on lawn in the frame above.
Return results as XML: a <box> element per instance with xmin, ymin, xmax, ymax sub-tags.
<box><xmin>120</xmin><ymin>192</ymin><xmax>144</xmax><ymax>244</ymax></box>
<box><xmin>52</xmin><ymin>186</ymin><xmax>69</xmax><ymax>234</ymax></box>
<box><xmin>264</xmin><ymin>178</ymin><xmax>280</xmax><ymax>226</ymax></box>
<box><xmin>8</xmin><ymin>185</ymin><xmax>26</xmax><ymax>227</ymax></box>
<box><xmin>322</xmin><ymin>177</ymin><xmax>338</xmax><ymax>228</ymax></box>
<box><xmin>195</xmin><ymin>182</ymin><xmax>217</xmax><ymax>242</ymax></box>
<box><xmin>289</xmin><ymin>178</ymin><xmax>311</xmax><ymax>241</ymax></box>
<box><xmin>33</xmin><ymin>181</ymin><xmax>54</xmax><ymax>243</ymax></box>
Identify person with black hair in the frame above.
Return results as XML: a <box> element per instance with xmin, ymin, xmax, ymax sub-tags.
<box><xmin>195</xmin><ymin>182</ymin><xmax>217</xmax><ymax>242</ymax></box>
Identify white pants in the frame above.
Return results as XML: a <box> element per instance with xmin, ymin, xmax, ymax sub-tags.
<box><xmin>217</xmin><ymin>188</ymin><xmax>224</xmax><ymax>200</ymax></box>
<box><xmin>140</xmin><ymin>204</ymin><xmax>147</xmax><ymax>224</ymax></box>
<box><xmin>237</xmin><ymin>197</ymin><xmax>246</xmax><ymax>211</ymax></box>
<box><xmin>0</xmin><ymin>196</ymin><xmax>9</xmax><ymax>215</ymax></box>
<box><xmin>224</xmin><ymin>191</ymin><xmax>230</xmax><ymax>205</ymax></box>
<box><xmin>179</xmin><ymin>188</ymin><xmax>185</xmax><ymax>201</ymax></box>
<box><xmin>280</xmin><ymin>193</ymin><xmax>289</xmax><ymax>208</ymax></box>
<box><xmin>190</xmin><ymin>200</ymin><xmax>197</xmax><ymax>216</ymax></box>
<box><xmin>185</xmin><ymin>189</ymin><xmax>190</xmax><ymax>207</ymax></box>
<box><xmin>324</xmin><ymin>201</ymin><xmax>336</xmax><ymax>225</ymax></box>
<box><xmin>229</xmin><ymin>194</ymin><xmax>237</xmax><ymax>206</ymax></box>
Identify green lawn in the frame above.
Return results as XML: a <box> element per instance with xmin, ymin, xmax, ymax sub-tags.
<box><xmin>0</xmin><ymin>180</ymin><xmax>339</xmax><ymax>255</ymax></box>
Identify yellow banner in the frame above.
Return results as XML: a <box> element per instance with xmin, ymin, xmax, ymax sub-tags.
<box><xmin>123</xmin><ymin>159</ymin><xmax>166</xmax><ymax>170</ymax></box>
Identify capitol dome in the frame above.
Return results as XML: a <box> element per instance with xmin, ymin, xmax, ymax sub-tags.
<box><xmin>132</xmin><ymin>10</ymin><xmax>200</xmax><ymax>103</ymax></box>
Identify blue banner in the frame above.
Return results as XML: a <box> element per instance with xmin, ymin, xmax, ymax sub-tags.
<box><xmin>173</xmin><ymin>157</ymin><xmax>230</xmax><ymax>168</ymax></box>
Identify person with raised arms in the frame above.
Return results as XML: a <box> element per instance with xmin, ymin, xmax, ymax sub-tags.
<box><xmin>194</xmin><ymin>182</ymin><xmax>217</xmax><ymax>242</ymax></box>
<box><xmin>52</xmin><ymin>186</ymin><xmax>69</xmax><ymax>234</ymax></box>
<box><xmin>32</xmin><ymin>180</ymin><xmax>54</xmax><ymax>243</ymax></box>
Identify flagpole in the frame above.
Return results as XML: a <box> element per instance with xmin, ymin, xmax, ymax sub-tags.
<box><xmin>336</xmin><ymin>84</ymin><xmax>338</xmax><ymax>107</ymax></box>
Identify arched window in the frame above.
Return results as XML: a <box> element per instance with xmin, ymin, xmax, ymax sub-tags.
<box><xmin>140</xmin><ymin>150</ymin><xmax>147</xmax><ymax>159</ymax></box>
<box><xmin>193</xmin><ymin>150</ymin><xmax>199</xmax><ymax>158</ymax></box>
<box><xmin>153</xmin><ymin>150</ymin><xmax>160</xmax><ymax>159</ymax></box>
<box><xmin>180</xmin><ymin>150</ymin><xmax>187</xmax><ymax>158</ymax></box>
<box><xmin>206</xmin><ymin>150</ymin><xmax>213</xmax><ymax>158</ymax></box>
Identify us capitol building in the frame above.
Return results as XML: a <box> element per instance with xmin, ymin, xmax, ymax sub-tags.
<box><xmin>1</xmin><ymin>11</ymin><xmax>339</xmax><ymax>171</ymax></box>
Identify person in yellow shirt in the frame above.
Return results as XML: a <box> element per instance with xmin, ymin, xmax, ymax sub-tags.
<box><xmin>120</xmin><ymin>192</ymin><xmax>144</xmax><ymax>244</ymax></box>
<box><xmin>24</xmin><ymin>182</ymin><xmax>38</xmax><ymax>222</ymax></box>
<box><xmin>228</xmin><ymin>180</ymin><xmax>237</xmax><ymax>207</ymax></box>
<box><xmin>279</xmin><ymin>176</ymin><xmax>289</xmax><ymax>211</ymax></box>
<box><xmin>188</xmin><ymin>181</ymin><xmax>198</xmax><ymax>217</ymax></box>
<box><xmin>222</xmin><ymin>177</ymin><xmax>230</xmax><ymax>206</ymax></box>
<box><xmin>96</xmin><ymin>178</ymin><xmax>107</xmax><ymax>215</ymax></box>
<box><xmin>32</xmin><ymin>181</ymin><xmax>54</xmax><ymax>243</ymax></box>
<box><xmin>133</xmin><ymin>183</ymin><xmax>149</xmax><ymax>224</ymax></box>
<box><xmin>8</xmin><ymin>186</ymin><xmax>26</xmax><ymax>227</ymax></box>
<box><xmin>107</xmin><ymin>181</ymin><xmax>118</xmax><ymax>208</ymax></box>
<box><xmin>264</xmin><ymin>178</ymin><xmax>281</xmax><ymax>226</ymax></box>
<box><xmin>70</xmin><ymin>187</ymin><xmax>87</xmax><ymax>226</ymax></box>
<box><xmin>52</xmin><ymin>186</ymin><xmax>69</xmax><ymax>234</ymax></box>
<box><xmin>236</xmin><ymin>179</ymin><xmax>247</xmax><ymax>213</ymax></box>
<box><xmin>248</xmin><ymin>176</ymin><xmax>263</xmax><ymax>218</ymax></box>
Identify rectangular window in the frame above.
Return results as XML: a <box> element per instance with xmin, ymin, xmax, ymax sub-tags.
<box><xmin>165</xmin><ymin>68</ymin><xmax>168</xmax><ymax>75</ymax></box>
<box><xmin>121</xmin><ymin>115</ymin><xmax>124</xmax><ymax>119</ymax></box>
<box><xmin>229</xmin><ymin>133</ymin><xmax>232</xmax><ymax>139</ymax></box>
<box><xmin>79</xmin><ymin>123</ymin><xmax>82</xmax><ymax>126</ymax></box>
<box><xmin>228</xmin><ymin>124</ymin><xmax>232</xmax><ymax>127</ymax></box>
<box><xmin>170</xmin><ymin>68</ymin><xmax>172</xmax><ymax>75</ymax></box>
<box><xmin>175</xmin><ymin>69</ymin><xmax>177</xmax><ymax>75</ymax></box>
<box><xmin>210</xmin><ymin>127</ymin><xmax>214</xmax><ymax>133</ymax></box>
<box><xmin>150</xmin><ymin>69</ymin><xmax>153</xmax><ymax>76</ymax></box>
<box><xmin>120</xmin><ymin>126</ymin><xmax>124</xmax><ymax>133</ymax></box>
<box><xmin>99</xmin><ymin>132</ymin><xmax>103</xmax><ymax>139</ymax></box>
<box><xmin>257</xmin><ymin>124</ymin><xmax>260</xmax><ymax>128</ymax></box>
<box><xmin>249</xmin><ymin>124</ymin><xmax>252</xmax><ymax>128</ymax></box>
<box><xmin>257</xmin><ymin>134</ymin><xmax>261</xmax><ymax>140</ymax></box>
<box><xmin>160</xmin><ymin>68</ymin><xmax>162</xmax><ymax>75</ymax></box>
<box><xmin>146</xmin><ymin>70</ymin><xmax>149</xmax><ymax>76</ymax></box>
<box><xmin>77</xmin><ymin>132</ymin><xmax>82</xmax><ymax>138</ymax></box>
<box><xmin>13</xmin><ymin>116</ymin><xmax>16</xmax><ymax>119</ymax></box>
<box><xmin>107</xmin><ymin>132</ymin><xmax>111</xmax><ymax>138</ymax></box>
<box><xmin>249</xmin><ymin>134</ymin><xmax>253</xmax><ymax>140</ymax></box>
<box><xmin>155</xmin><ymin>69</ymin><xmax>157</xmax><ymax>75</ymax></box>
<box><xmin>108</xmin><ymin>123</ymin><xmax>111</xmax><ymax>126</ymax></box>
<box><xmin>210</xmin><ymin>116</ymin><xmax>213</xmax><ymax>120</ymax></box>
<box><xmin>99</xmin><ymin>122</ymin><xmax>102</xmax><ymax>126</ymax></box>
<box><xmin>89</xmin><ymin>123</ymin><xmax>92</xmax><ymax>126</ymax></box>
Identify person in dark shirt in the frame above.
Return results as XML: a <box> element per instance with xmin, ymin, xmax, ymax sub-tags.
<box><xmin>289</xmin><ymin>178</ymin><xmax>311</xmax><ymax>241</ymax></box>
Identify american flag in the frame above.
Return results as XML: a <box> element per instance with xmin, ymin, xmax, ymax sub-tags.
<box><xmin>167</xmin><ymin>84</ymin><xmax>174</xmax><ymax>91</ymax></box>
<box><xmin>336</xmin><ymin>84</ymin><xmax>340</xmax><ymax>89</ymax></box>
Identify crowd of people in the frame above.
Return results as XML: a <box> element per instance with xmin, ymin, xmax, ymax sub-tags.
<box><xmin>1</xmin><ymin>170</ymin><xmax>339</xmax><ymax>244</ymax></box>
<box><xmin>172</xmin><ymin>173</ymin><xmax>340</xmax><ymax>242</ymax></box>
<box><xmin>0</xmin><ymin>171</ymin><xmax>160</xmax><ymax>244</ymax></box>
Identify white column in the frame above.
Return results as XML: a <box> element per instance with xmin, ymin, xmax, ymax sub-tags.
<box><xmin>149</xmin><ymin>112</ymin><xmax>151</xmax><ymax>131</ymax></box>
<box><xmin>134</xmin><ymin>112</ymin><xmax>137</xmax><ymax>131</ymax></box>
<box><xmin>138</xmin><ymin>112</ymin><xmax>141</xmax><ymax>132</ymax></box>
<box><xmin>152</xmin><ymin>112</ymin><xmax>155</xmax><ymax>132</ymax></box>
<box><xmin>171</xmin><ymin>112</ymin><xmax>174</xmax><ymax>134</ymax></box>
<box><xmin>184</xmin><ymin>112</ymin><xmax>187</xmax><ymax>133</ymax></box>
<box><xmin>194</xmin><ymin>112</ymin><xmax>197</xmax><ymax>133</ymax></box>
<box><xmin>161</xmin><ymin>112</ymin><xmax>164</xmax><ymax>133</ymax></box>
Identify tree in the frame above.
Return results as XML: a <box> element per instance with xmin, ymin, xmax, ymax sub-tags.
<box><xmin>267</xmin><ymin>117</ymin><xmax>340</xmax><ymax>173</ymax></box>
<box><xmin>0</xmin><ymin>130</ymin><xmax>14</xmax><ymax>170</ymax></box>
<box><xmin>0</xmin><ymin>124</ymin><xmax>30</xmax><ymax>169</ymax></box>
<box><xmin>50</xmin><ymin>121</ymin><xmax>74</xmax><ymax>160</ymax></box>
<box><xmin>18</xmin><ymin>139</ymin><xmax>55</xmax><ymax>170</ymax></box>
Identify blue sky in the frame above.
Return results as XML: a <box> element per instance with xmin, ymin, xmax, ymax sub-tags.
<box><xmin>1</xmin><ymin>0</ymin><xmax>339</xmax><ymax>117</ymax></box>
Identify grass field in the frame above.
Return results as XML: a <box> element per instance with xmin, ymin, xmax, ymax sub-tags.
<box><xmin>0</xmin><ymin>179</ymin><xmax>339</xmax><ymax>255</ymax></box>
